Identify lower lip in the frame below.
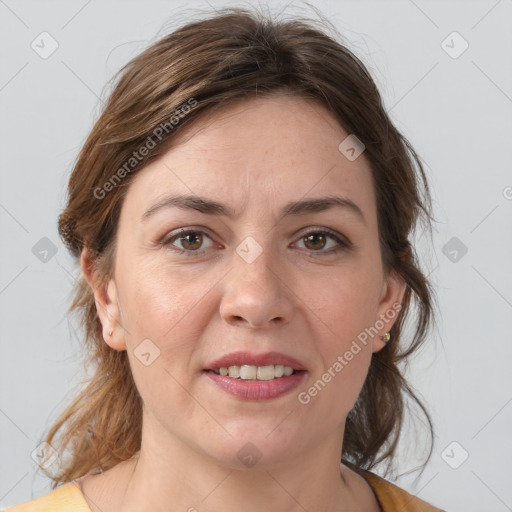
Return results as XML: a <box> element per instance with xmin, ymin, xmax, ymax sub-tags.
<box><xmin>204</xmin><ymin>371</ymin><xmax>307</xmax><ymax>400</ymax></box>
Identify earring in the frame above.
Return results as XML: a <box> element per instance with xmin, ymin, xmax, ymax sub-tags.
<box><xmin>381</xmin><ymin>332</ymin><xmax>391</xmax><ymax>344</ymax></box>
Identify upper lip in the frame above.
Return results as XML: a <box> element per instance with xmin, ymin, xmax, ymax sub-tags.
<box><xmin>204</xmin><ymin>351</ymin><xmax>307</xmax><ymax>371</ymax></box>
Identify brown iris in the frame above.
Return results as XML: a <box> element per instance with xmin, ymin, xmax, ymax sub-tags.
<box><xmin>303</xmin><ymin>233</ymin><xmax>327</xmax><ymax>251</ymax></box>
<box><xmin>180</xmin><ymin>232</ymin><xmax>203</xmax><ymax>250</ymax></box>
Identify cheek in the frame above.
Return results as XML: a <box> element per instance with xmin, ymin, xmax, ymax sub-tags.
<box><xmin>301</xmin><ymin>269</ymin><xmax>380</xmax><ymax>409</ymax></box>
<box><xmin>118</xmin><ymin>255</ymin><xmax>212</xmax><ymax>342</ymax></box>
<box><xmin>116</xmin><ymin>259</ymin><xmax>210</xmax><ymax>424</ymax></box>
<box><xmin>309</xmin><ymin>263</ymin><xmax>381</xmax><ymax>341</ymax></box>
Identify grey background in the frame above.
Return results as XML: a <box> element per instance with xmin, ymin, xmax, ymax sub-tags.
<box><xmin>1</xmin><ymin>0</ymin><xmax>511</xmax><ymax>510</ymax></box>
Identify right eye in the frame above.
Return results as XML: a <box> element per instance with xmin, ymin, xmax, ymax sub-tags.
<box><xmin>162</xmin><ymin>228</ymin><xmax>216</xmax><ymax>256</ymax></box>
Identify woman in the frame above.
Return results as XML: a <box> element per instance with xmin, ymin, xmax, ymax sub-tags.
<box><xmin>6</xmin><ymin>6</ymin><xmax>445</xmax><ymax>512</ymax></box>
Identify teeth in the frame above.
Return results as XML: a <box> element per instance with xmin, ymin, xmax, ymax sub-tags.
<box><xmin>228</xmin><ymin>366</ymin><xmax>240</xmax><ymax>378</ymax></box>
<box><xmin>212</xmin><ymin>364</ymin><xmax>297</xmax><ymax>380</ymax></box>
<box><xmin>256</xmin><ymin>365</ymin><xmax>274</xmax><ymax>380</ymax></box>
<box><xmin>240</xmin><ymin>365</ymin><xmax>257</xmax><ymax>380</ymax></box>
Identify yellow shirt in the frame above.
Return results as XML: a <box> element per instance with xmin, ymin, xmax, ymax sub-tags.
<box><xmin>4</xmin><ymin>471</ymin><xmax>445</xmax><ymax>511</ymax></box>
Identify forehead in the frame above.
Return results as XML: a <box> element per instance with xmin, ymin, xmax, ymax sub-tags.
<box><xmin>122</xmin><ymin>95</ymin><xmax>377</xmax><ymax>225</ymax></box>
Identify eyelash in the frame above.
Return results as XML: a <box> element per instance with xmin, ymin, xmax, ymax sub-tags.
<box><xmin>160</xmin><ymin>227</ymin><xmax>352</xmax><ymax>257</ymax></box>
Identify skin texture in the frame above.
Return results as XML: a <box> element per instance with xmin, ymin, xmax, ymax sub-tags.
<box><xmin>80</xmin><ymin>95</ymin><xmax>406</xmax><ymax>512</ymax></box>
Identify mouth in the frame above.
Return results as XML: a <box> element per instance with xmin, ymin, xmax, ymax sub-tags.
<box><xmin>203</xmin><ymin>351</ymin><xmax>307</xmax><ymax>400</ymax></box>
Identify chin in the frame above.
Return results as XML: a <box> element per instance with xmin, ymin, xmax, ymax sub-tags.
<box><xmin>198</xmin><ymin>423</ymin><xmax>306</xmax><ymax>470</ymax></box>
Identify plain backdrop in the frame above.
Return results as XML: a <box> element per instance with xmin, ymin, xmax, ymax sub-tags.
<box><xmin>1</xmin><ymin>1</ymin><xmax>511</xmax><ymax>511</ymax></box>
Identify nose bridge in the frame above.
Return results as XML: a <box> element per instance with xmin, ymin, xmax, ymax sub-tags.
<box><xmin>219</xmin><ymin>234</ymin><xmax>294</xmax><ymax>327</ymax></box>
<box><xmin>235</xmin><ymin>236</ymin><xmax>276</xmax><ymax>286</ymax></box>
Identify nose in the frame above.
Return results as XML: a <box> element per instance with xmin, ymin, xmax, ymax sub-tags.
<box><xmin>219</xmin><ymin>243</ymin><xmax>295</xmax><ymax>329</ymax></box>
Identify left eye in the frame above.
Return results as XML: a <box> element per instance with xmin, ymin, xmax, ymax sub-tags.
<box><xmin>295</xmin><ymin>230</ymin><xmax>346</xmax><ymax>252</ymax></box>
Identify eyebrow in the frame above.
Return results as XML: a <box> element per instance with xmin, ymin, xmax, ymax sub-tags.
<box><xmin>141</xmin><ymin>194</ymin><xmax>366</xmax><ymax>225</ymax></box>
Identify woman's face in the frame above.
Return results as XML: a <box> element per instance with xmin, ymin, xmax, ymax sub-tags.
<box><xmin>88</xmin><ymin>95</ymin><xmax>405</xmax><ymax>468</ymax></box>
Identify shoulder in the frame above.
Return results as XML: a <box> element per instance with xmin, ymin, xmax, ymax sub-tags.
<box><xmin>2</xmin><ymin>482</ymin><xmax>90</xmax><ymax>512</ymax></box>
<box><xmin>359</xmin><ymin>470</ymin><xmax>446</xmax><ymax>512</ymax></box>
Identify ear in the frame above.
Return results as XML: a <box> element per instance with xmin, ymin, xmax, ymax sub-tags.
<box><xmin>371</xmin><ymin>269</ymin><xmax>407</xmax><ymax>354</ymax></box>
<box><xmin>80</xmin><ymin>248</ymin><xmax>126</xmax><ymax>351</ymax></box>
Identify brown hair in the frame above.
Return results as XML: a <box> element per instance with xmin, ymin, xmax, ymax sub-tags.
<box><xmin>43</xmin><ymin>5</ymin><xmax>436</xmax><ymax>488</ymax></box>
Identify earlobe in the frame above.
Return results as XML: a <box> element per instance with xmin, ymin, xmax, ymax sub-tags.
<box><xmin>80</xmin><ymin>249</ymin><xmax>126</xmax><ymax>351</ymax></box>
